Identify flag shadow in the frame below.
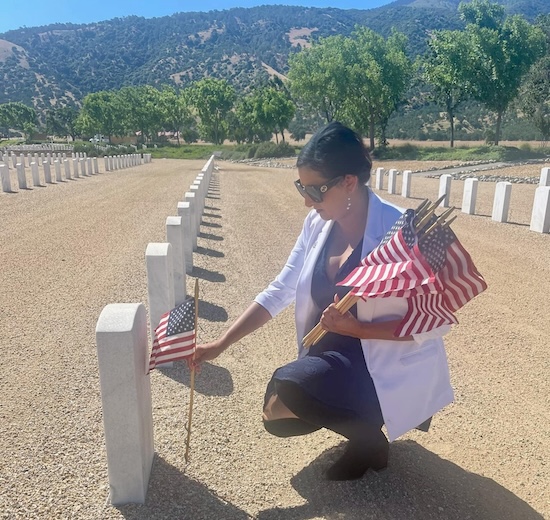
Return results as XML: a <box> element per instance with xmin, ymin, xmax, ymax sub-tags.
<box><xmin>256</xmin><ymin>440</ymin><xmax>544</xmax><ymax>520</ymax></box>
<box><xmin>192</xmin><ymin>266</ymin><xmax>226</xmax><ymax>283</ymax></box>
<box><xmin>115</xmin><ymin>454</ymin><xmax>249</xmax><ymax>520</ymax></box>
<box><xmin>164</xmin><ymin>361</ymin><xmax>234</xmax><ymax>397</ymax></box>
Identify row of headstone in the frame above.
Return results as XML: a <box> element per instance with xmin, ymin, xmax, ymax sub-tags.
<box><xmin>3</xmin><ymin>143</ymin><xmax>72</xmax><ymax>152</ymax></box>
<box><xmin>95</xmin><ymin>155</ymin><xmax>216</xmax><ymax>505</ymax></box>
<box><xmin>373</xmin><ymin>166</ymin><xmax>550</xmax><ymax>234</ymax></box>
<box><xmin>1</xmin><ymin>153</ymin><xmax>148</xmax><ymax>193</ymax></box>
<box><xmin>0</xmin><ymin>151</ymin><xmax>76</xmax><ymax>169</ymax></box>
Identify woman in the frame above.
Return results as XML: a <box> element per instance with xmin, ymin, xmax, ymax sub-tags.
<box><xmin>194</xmin><ymin>122</ymin><xmax>454</xmax><ymax>480</ymax></box>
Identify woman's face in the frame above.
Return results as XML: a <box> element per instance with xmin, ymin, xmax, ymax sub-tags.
<box><xmin>296</xmin><ymin>166</ymin><xmax>351</xmax><ymax>221</ymax></box>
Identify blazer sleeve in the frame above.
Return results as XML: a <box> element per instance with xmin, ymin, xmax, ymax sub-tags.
<box><xmin>254</xmin><ymin>213</ymin><xmax>312</xmax><ymax>318</ymax></box>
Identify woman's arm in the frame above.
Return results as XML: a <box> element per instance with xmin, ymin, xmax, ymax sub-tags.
<box><xmin>193</xmin><ymin>302</ymin><xmax>272</xmax><ymax>365</ymax></box>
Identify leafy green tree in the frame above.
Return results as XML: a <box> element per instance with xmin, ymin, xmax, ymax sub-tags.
<box><xmin>423</xmin><ymin>30</ymin><xmax>472</xmax><ymax>147</ymax></box>
<box><xmin>118</xmin><ymin>86</ymin><xmax>164</xmax><ymax>143</ymax></box>
<box><xmin>343</xmin><ymin>28</ymin><xmax>412</xmax><ymax>149</ymax></box>
<box><xmin>458</xmin><ymin>0</ymin><xmax>546</xmax><ymax>144</ymax></box>
<box><xmin>159</xmin><ymin>87</ymin><xmax>195</xmax><ymax>145</ymax></box>
<box><xmin>251</xmin><ymin>86</ymin><xmax>296</xmax><ymax>143</ymax></box>
<box><xmin>288</xmin><ymin>35</ymin><xmax>350</xmax><ymax>123</ymax></box>
<box><xmin>518</xmin><ymin>56</ymin><xmax>550</xmax><ymax>141</ymax></box>
<box><xmin>46</xmin><ymin>106</ymin><xmax>80</xmax><ymax>141</ymax></box>
<box><xmin>189</xmin><ymin>78</ymin><xmax>235</xmax><ymax>145</ymax></box>
<box><xmin>77</xmin><ymin>91</ymin><xmax>125</xmax><ymax>142</ymax></box>
<box><xmin>0</xmin><ymin>102</ymin><xmax>37</xmax><ymax>140</ymax></box>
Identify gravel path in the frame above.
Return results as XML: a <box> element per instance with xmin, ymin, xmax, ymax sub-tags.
<box><xmin>0</xmin><ymin>159</ymin><xmax>548</xmax><ymax>519</ymax></box>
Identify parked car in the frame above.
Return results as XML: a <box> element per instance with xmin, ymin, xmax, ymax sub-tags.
<box><xmin>89</xmin><ymin>135</ymin><xmax>109</xmax><ymax>143</ymax></box>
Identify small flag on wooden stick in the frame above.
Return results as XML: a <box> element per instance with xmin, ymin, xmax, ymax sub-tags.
<box><xmin>147</xmin><ymin>280</ymin><xmax>200</xmax><ymax>462</ymax></box>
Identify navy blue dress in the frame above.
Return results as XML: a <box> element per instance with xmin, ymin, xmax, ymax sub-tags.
<box><xmin>264</xmin><ymin>231</ymin><xmax>384</xmax><ymax>430</ymax></box>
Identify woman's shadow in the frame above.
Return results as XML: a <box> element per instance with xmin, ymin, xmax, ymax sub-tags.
<box><xmin>257</xmin><ymin>440</ymin><xmax>544</xmax><ymax>520</ymax></box>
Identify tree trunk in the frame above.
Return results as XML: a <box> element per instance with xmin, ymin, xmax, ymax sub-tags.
<box><xmin>449</xmin><ymin>111</ymin><xmax>455</xmax><ymax>148</ymax></box>
<box><xmin>495</xmin><ymin>111</ymin><xmax>503</xmax><ymax>146</ymax></box>
<box><xmin>281</xmin><ymin>129</ymin><xmax>285</xmax><ymax>143</ymax></box>
<box><xmin>275</xmin><ymin>131</ymin><xmax>279</xmax><ymax>144</ymax></box>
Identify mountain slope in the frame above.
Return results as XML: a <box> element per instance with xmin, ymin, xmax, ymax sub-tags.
<box><xmin>0</xmin><ymin>1</ymin><xmax>546</xmax><ymax>112</ymax></box>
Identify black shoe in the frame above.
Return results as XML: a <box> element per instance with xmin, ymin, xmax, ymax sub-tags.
<box><xmin>325</xmin><ymin>437</ymin><xmax>389</xmax><ymax>481</ymax></box>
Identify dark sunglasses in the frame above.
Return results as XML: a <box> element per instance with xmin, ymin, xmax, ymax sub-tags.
<box><xmin>294</xmin><ymin>176</ymin><xmax>343</xmax><ymax>203</ymax></box>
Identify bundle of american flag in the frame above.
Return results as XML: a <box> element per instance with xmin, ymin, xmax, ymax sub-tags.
<box><xmin>302</xmin><ymin>196</ymin><xmax>487</xmax><ymax>347</ymax></box>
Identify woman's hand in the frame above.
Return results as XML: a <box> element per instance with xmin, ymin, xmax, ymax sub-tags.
<box><xmin>320</xmin><ymin>294</ymin><xmax>361</xmax><ymax>338</ymax></box>
<box><xmin>188</xmin><ymin>340</ymin><xmax>227</xmax><ymax>370</ymax></box>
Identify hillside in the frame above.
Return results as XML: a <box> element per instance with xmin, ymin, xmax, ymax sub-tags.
<box><xmin>0</xmin><ymin>0</ymin><xmax>546</xmax><ymax>113</ymax></box>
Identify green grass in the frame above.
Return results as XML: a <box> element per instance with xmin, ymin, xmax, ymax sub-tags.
<box><xmin>375</xmin><ymin>143</ymin><xmax>549</xmax><ymax>162</ymax></box>
<box><xmin>149</xmin><ymin>144</ymin><xmax>236</xmax><ymax>160</ymax></box>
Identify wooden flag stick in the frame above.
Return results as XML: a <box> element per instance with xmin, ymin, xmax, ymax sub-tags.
<box><xmin>418</xmin><ymin>207</ymin><xmax>456</xmax><ymax>239</ymax></box>
<box><xmin>184</xmin><ymin>279</ymin><xmax>199</xmax><ymax>463</ymax></box>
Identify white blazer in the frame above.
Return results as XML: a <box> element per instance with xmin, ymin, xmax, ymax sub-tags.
<box><xmin>255</xmin><ymin>189</ymin><xmax>454</xmax><ymax>441</ymax></box>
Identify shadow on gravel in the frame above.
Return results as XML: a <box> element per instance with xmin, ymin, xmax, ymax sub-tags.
<box><xmin>199</xmin><ymin>231</ymin><xmax>223</xmax><ymax>242</ymax></box>
<box><xmin>203</xmin><ymin>212</ymin><xmax>222</xmax><ymax>219</ymax></box>
<box><xmin>196</xmin><ymin>246</ymin><xmax>224</xmax><ymax>258</ymax></box>
<box><xmin>192</xmin><ymin>266</ymin><xmax>226</xmax><ymax>283</ymax></box>
<box><xmin>257</xmin><ymin>440</ymin><xmax>544</xmax><ymax>520</ymax></box>
<box><xmin>198</xmin><ymin>298</ymin><xmax>228</xmax><ymax>322</ymax></box>
<box><xmin>116</xmin><ymin>455</ymin><xmax>248</xmax><ymax>520</ymax></box>
<box><xmin>204</xmin><ymin>205</ymin><xmax>221</xmax><ymax>212</ymax></box>
<box><xmin>201</xmin><ymin>220</ymin><xmax>222</xmax><ymax>229</ymax></box>
<box><xmin>163</xmin><ymin>362</ymin><xmax>234</xmax><ymax>396</ymax></box>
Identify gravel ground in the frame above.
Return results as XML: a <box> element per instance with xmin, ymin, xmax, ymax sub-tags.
<box><xmin>0</xmin><ymin>159</ymin><xmax>548</xmax><ymax>519</ymax></box>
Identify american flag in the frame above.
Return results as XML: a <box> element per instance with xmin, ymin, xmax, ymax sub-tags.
<box><xmin>339</xmin><ymin>210</ymin><xmax>441</xmax><ymax>299</ymax></box>
<box><xmin>338</xmin><ymin>210</ymin><xmax>487</xmax><ymax>337</ymax></box>
<box><xmin>148</xmin><ymin>298</ymin><xmax>196</xmax><ymax>372</ymax></box>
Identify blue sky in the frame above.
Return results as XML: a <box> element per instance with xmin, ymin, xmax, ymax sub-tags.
<box><xmin>0</xmin><ymin>0</ymin><xmax>395</xmax><ymax>34</ymax></box>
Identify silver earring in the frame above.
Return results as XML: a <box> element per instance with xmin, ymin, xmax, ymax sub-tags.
<box><xmin>346</xmin><ymin>196</ymin><xmax>352</xmax><ymax>211</ymax></box>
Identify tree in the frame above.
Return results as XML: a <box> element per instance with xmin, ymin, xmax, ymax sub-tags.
<box><xmin>118</xmin><ymin>86</ymin><xmax>164</xmax><ymax>143</ymax></box>
<box><xmin>46</xmin><ymin>106</ymin><xmax>80</xmax><ymax>141</ymax></box>
<box><xmin>288</xmin><ymin>35</ymin><xmax>350</xmax><ymax>123</ymax></box>
<box><xmin>458</xmin><ymin>0</ymin><xmax>546</xmax><ymax>144</ymax></box>
<box><xmin>343</xmin><ymin>28</ymin><xmax>412</xmax><ymax>149</ymax></box>
<box><xmin>423</xmin><ymin>30</ymin><xmax>472</xmax><ymax>147</ymax></box>
<box><xmin>518</xmin><ymin>56</ymin><xmax>550</xmax><ymax>142</ymax></box>
<box><xmin>0</xmin><ymin>102</ymin><xmax>37</xmax><ymax>140</ymax></box>
<box><xmin>250</xmin><ymin>86</ymin><xmax>296</xmax><ymax>143</ymax></box>
<box><xmin>159</xmin><ymin>87</ymin><xmax>195</xmax><ymax>145</ymax></box>
<box><xmin>77</xmin><ymin>91</ymin><xmax>125</xmax><ymax>142</ymax></box>
<box><xmin>189</xmin><ymin>78</ymin><xmax>235</xmax><ymax>145</ymax></box>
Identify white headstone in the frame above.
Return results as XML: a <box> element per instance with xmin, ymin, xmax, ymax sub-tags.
<box><xmin>388</xmin><ymin>169</ymin><xmax>398</xmax><ymax>195</ymax></box>
<box><xmin>401</xmin><ymin>170</ymin><xmax>412</xmax><ymax>198</ymax></box>
<box><xmin>462</xmin><ymin>178</ymin><xmax>478</xmax><ymax>215</ymax></box>
<box><xmin>438</xmin><ymin>174</ymin><xmax>452</xmax><ymax>207</ymax></box>
<box><xmin>31</xmin><ymin>162</ymin><xmax>40</xmax><ymax>187</ymax></box>
<box><xmin>177</xmin><ymin>201</ymin><xmax>193</xmax><ymax>274</ymax></box>
<box><xmin>43</xmin><ymin>161</ymin><xmax>52</xmax><ymax>184</ymax></box>
<box><xmin>166</xmin><ymin>216</ymin><xmax>187</xmax><ymax>306</ymax></box>
<box><xmin>54</xmin><ymin>160</ymin><xmax>62</xmax><ymax>182</ymax></box>
<box><xmin>185</xmin><ymin>192</ymin><xmax>199</xmax><ymax>248</ymax></box>
<box><xmin>95</xmin><ymin>303</ymin><xmax>154</xmax><ymax>505</ymax></box>
<box><xmin>145</xmin><ymin>243</ymin><xmax>175</xmax><ymax>344</ymax></box>
<box><xmin>104</xmin><ymin>156</ymin><xmax>110</xmax><ymax>172</ymax></box>
<box><xmin>17</xmin><ymin>163</ymin><xmax>27</xmax><ymax>189</ymax></box>
<box><xmin>73</xmin><ymin>158</ymin><xmax>80</xmax><ymax>178</ymax></box>
<box><xmin>539</xmin><ymin>167</ymin><xmax>550</xmax><ymax>187</ymax></box>
<box><xmin>492</xmin><ymin>181</ymin><xmax>512</xmax><ymax>223</ymax></box>
<box><xmin>375</xmin><ymin>167</ymin><xmax>384</xmax><ymax>190</ymax></box>
<box><xmin>64</xmin><ymin>159</ymin><xmax>72</xmax><ymax>180</ymax></box>
<box><xmin>0</xmin><ymin>164</ymin><xmax>12</xmax><ymax>193</ymax></box>
<box><xmin>530</xmin><ymin>186</ymin><xmax>550</xmax><ymax>233</ymax></box>
<box><xmin>93</xmin><ymin>157</ymin><xmax>99</xmax><ymax>174</ymax></box>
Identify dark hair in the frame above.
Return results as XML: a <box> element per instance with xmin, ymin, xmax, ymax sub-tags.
<box><xmin>296</xmin><ymin>121</ymin><xmax>372</xmax><ymax>184</ymax></box>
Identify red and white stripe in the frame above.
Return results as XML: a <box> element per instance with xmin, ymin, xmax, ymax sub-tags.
<box><xmin>148</xmin><ymin>313</ymin><xmax>196</xmax><ymax>372</ymax></box>
<box><xmin>396</xmin><ymin>293</ymin><xmax>458</xmax><ymax>336</ymax></box>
